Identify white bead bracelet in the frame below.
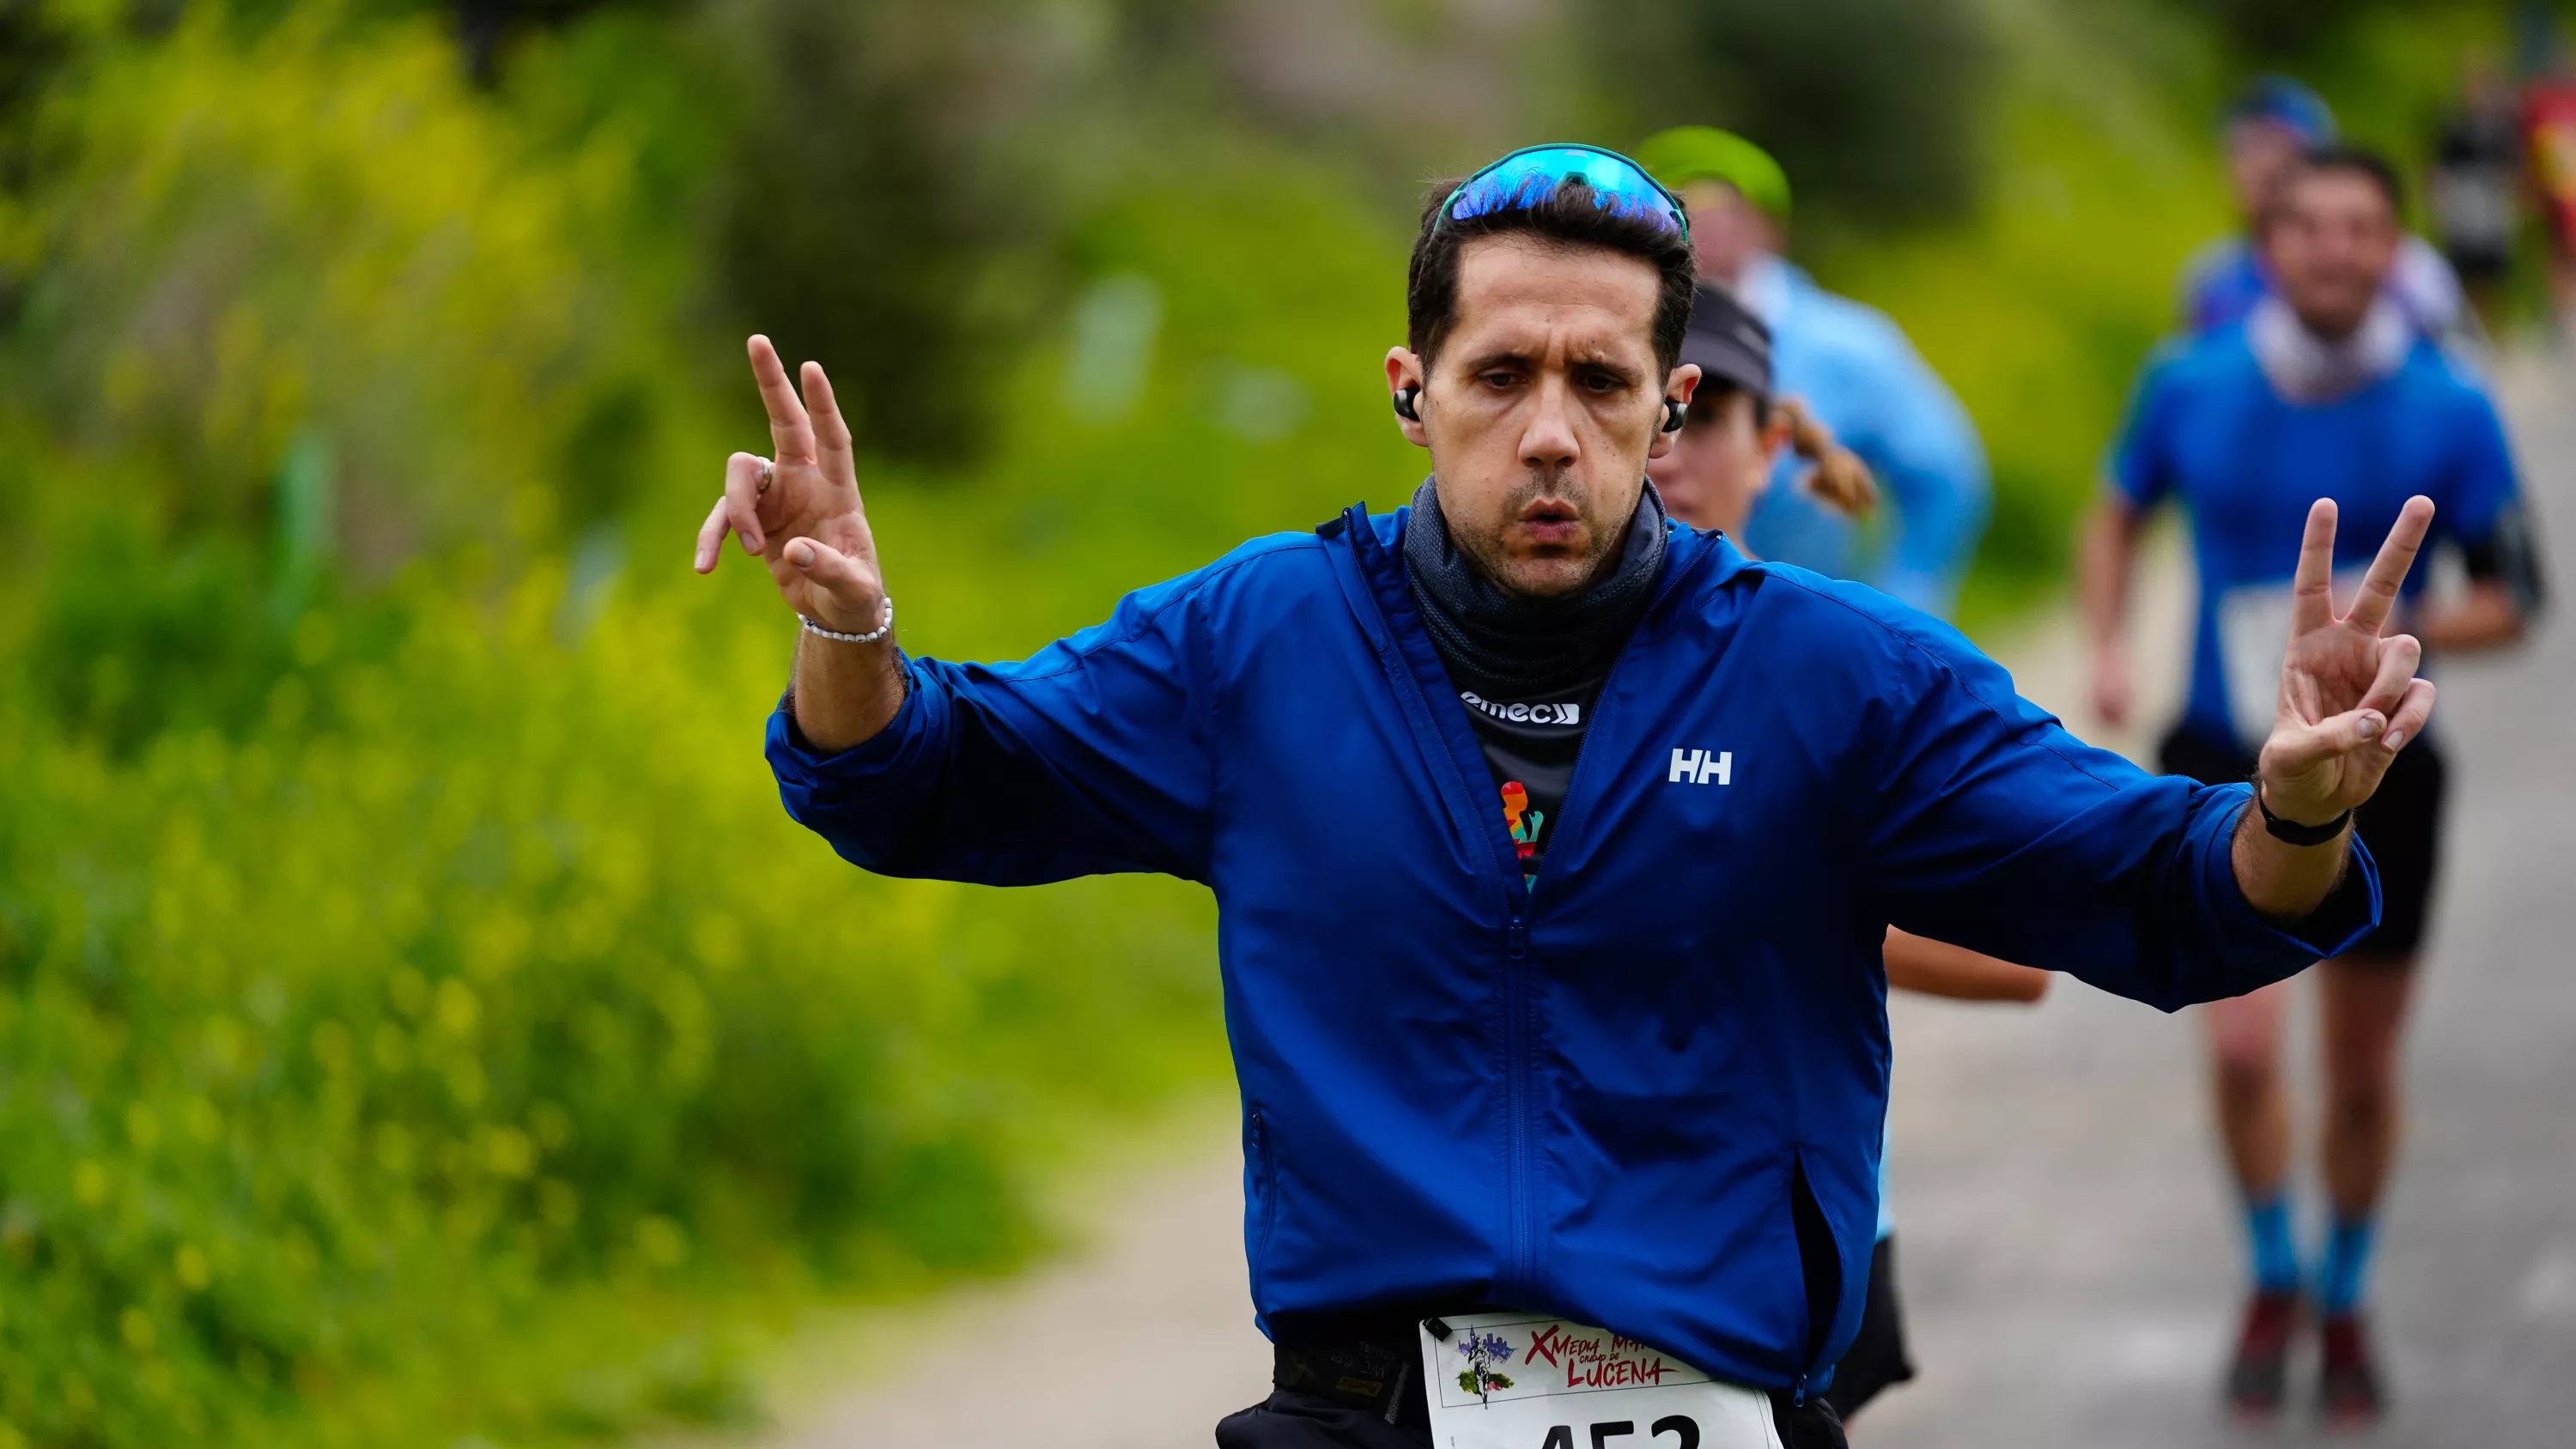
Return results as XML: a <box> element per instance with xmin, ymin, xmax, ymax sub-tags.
<box><xmin>799</xmin><ymin>598</ymin><xmax>893</xmax><ymax>645</ymax></box>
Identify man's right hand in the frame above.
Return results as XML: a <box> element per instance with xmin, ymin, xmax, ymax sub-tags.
<box><xmin>692</xmin><ymin>335</ymin><xmax>885</xmax><ymax>634</ymax></box>
<box><xmin>695</xmin><ymin>336</ymin><xmax>906</xmax><ymax>753</ymax></box>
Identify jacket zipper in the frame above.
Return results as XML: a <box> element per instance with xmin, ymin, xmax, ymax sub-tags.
<box><xmin>1331</xmin><ymin>504</ymin><xmax>1708</xmax><ymax>1308</ymax></box>
<box><xmin>1492</xmin><ymin>606</ymin><xmax>1668</xmax><ymax>1295</ymax></box>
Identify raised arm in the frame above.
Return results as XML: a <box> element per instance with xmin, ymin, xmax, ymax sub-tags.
<box><xmin>697</xmin><ymin>335</ymin><xmax>1217</xmax><ymax>886</ymax></box>
<box><xmin>2230</xmin><ymin>496</ymin><xmax>2439</xmax><ymax>920</ymax></box>
<box><xmin>693</xmin><ymin>335</ymin><xmax>904</xmax><ymax>753</ymax></box>
<box><xmin>1862</xmin><ymin>612</ymin><xmax>2376</xmax><ymax>1013</ymax></box>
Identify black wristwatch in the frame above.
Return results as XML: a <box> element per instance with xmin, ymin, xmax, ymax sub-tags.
<box><xmin>2255</xmin><ymin>785</ymin><xmax>2352</xmax><ymax>846</ymax></box>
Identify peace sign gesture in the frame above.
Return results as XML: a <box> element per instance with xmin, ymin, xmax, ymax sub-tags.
<box><xmin>692</xmin><ymin>336</ymin><xmax>887</xmax><ymax>637</ymax></box>
<box><xmin>2254</xmin><ymin>495</ymin><xmax>2439</xmax><ymax>828</ymax></box>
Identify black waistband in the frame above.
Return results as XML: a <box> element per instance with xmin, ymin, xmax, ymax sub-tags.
<box><xmin>1271</xmin><ymin>1323</ymin><xmax>1431</xmax><ymax>1430</ymax></box>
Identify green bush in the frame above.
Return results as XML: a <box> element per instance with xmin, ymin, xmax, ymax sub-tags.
<box><xmin>0</xmin><ymin>9</ymin><xmax>1255</xmax><ymax>1444</ymax></box>
<box><xmin>0</xmin><ymin>553</ymin><xmax>1236</xmax><ymax>1445</ymax></box>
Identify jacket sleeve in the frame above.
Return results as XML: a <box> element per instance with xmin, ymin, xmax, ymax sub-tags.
<box><xmin>765</xmin><ymin>562</ymin><xmax>1218</xmax><ymax>886</ymax></box>
<box><xmin>1860</xmin><ymin>613</ymin><xmax>2379</xmax><ymax>1010</ymax></box>
<box><xmin>1839</xmin><ymin>319</ymin><xmax>1991</xmax><ymax>616</ymax></box>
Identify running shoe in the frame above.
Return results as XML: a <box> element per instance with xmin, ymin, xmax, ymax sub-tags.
<box><xmin>2224</xmin><ymin>1288</ymin><xmax>2302</xmax><ymax>1417</ymax></box>
<box><xmin>2318</xmin><ymin>1311</ymin><xmax>2387</xmax><ymax>1428</ymax></box>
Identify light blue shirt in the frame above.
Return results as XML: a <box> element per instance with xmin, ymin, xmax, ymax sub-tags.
<box><xmin>1738</xmin><ymin>258</ymin><xmax>1992</xmax><ymax>617</ymax></box>
<box><xmin>1876</xmin><ymin>1123</ymin><xmax>1893</xmax><ymax>1242</ymax></box>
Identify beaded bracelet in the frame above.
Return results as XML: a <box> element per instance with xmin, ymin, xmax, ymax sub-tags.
<box><xmin>799</xmin><ymin>598</ymin><xmax>893</xmax><ymax>645</ymax></box>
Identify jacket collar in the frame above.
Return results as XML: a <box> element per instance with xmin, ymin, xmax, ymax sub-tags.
<box><xmin>1327</xmin><ymin>499</ymin><xmax>1747</xmax><ymax>635</ymax></box>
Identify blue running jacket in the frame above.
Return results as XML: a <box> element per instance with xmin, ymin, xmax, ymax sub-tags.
<box><xmin>768</xmin><ymin>503</ymin><xmax>2376</xmax><ymax>1397</ymax></box>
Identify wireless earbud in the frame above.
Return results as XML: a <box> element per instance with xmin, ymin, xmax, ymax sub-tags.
<box><xmin>1393</xmin><ymin>385</ymin><xmax>1423</xmax><ymax>422</ymax></box>
<box><xmin>1662</xmin><ymin>398</ymin><xmax>1689</xmax><ymax>433</ymax></box>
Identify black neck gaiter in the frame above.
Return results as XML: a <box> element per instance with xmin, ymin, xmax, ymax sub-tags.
<box><xmin>1401</xmin><ymin>476</ymin><xmax>1669</xmax><ymax>699</ymax></box>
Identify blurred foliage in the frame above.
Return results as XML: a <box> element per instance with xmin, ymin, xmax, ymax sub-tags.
<box><xmin>0</xmin><ymin>0</ymin><xmax>2549</xmax><ymax>1443</ymax></box>
<box><xmin>2160</xmin><ymin>0</ymin><xmax>2552</xmax><ymax>62</ymax></box>
<box><xmin>711</xmin><ymin>0</ymin><xmax>1229</xmax><ymax>466</ymax></box>
<box><xmin>1578</xmin><ymin>0</ymin><xmax>1995</xmax><ymax>230</ymax></box>
<box><xmin>0</xmin><ymin>5</ymin><xmax>1259</xmax><ymax>1444</ymax></box>
<box><xmin>714</xmin><ymin>0</ymin><xmax>1056</xmax><ymax>465</ymax></box>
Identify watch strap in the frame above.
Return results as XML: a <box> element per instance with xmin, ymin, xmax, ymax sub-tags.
<box><xmin>2255</xmin><ymin>785</ymin><xmax>2351</xmax><ymax>846</ymax></box>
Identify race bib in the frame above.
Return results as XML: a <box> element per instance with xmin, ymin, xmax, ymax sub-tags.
<box><xmin>1419</xmin><ymin>1312</ymin><xmax>1780</xmax><ymax>1449</ymax></box>
<box><xmin>2215</xmin><ymin>568</ymin><xmax>2370</xmax><ymax>754</ymax></box>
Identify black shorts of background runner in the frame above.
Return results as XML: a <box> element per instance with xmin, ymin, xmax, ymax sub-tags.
<box><xmin>1216</xmin><ymin>1325</ymin><xmax>1850</xmax><ymax>1448</ymax></box>
<box><xmin>2157</xmin><ymin>724</ymin><xmax>2447</xmax><ymax>961</ymax></box>
<box><xmin>1822</xmin><ymin>1236</ymin><xmax>1918</xmax><ymax>1422</ymax></box>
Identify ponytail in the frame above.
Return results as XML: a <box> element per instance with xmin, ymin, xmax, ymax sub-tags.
<box><xmin>1779</xmin><ymin>397</ymin><xmax>1877</xmax><ymax>520</ymax></box>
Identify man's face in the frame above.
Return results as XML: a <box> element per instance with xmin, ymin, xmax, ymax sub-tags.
<box><xmin>2227</xmin><ymin>118</ymin><xmax>2306</xmax><ymax>220</ymax></box>
<box><xmin>1387</xmin><ymin>235</ymin><xmax>1693</xmax><ymax>598</ymax></box>
<box><xmin>1648</xmin><ymin>389</ymin><xmax>1788</xmax><ymax>538</ymax></box>
<box><xmin>2261</xmin><ymin>170</ymin><xmax>2399</xmax><ymax>338</ymax></box>
<box><xmin>1679</xmin><ymin>179</ymin><xmax>1775</xmax><ymax>285</ymax></box>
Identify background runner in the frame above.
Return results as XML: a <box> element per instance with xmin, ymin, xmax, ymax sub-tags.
<box><xmin>2083</xmin><ymin>145</ymin><xmax>2545</xmax><ymax>1428</ymax></box>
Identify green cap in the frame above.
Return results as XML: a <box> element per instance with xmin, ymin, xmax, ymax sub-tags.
<box><xmin>1634</xmin><ymin>126</ymin><xmax>1791</xmax><ymax>226</ymax></box>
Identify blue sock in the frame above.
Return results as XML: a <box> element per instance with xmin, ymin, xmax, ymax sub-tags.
<box><xmin>2318</xmin><ymin>1214</ymin><xmax>2378</xmax><ymax>1316</ymax></box>
<box><xmin>2245</xmin><ymin>1192</ymin><xmax>2301</xmax><ymax>1292</ymax></box>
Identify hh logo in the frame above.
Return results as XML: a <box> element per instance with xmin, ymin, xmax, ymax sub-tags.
<box><xmin>1668</xmin><ymin>748</ymin><xmax>1731</xmax><ymax>785</ymax></box>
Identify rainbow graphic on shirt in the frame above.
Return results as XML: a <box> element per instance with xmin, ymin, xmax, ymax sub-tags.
<box><xmin>1501</xmin><ymin>780</ymin><xmax>1543</xmax><ymax>888</ymax></box>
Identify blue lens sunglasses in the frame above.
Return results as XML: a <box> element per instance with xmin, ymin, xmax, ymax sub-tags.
<box><xmin>1438</xmin><ymin>143</ymin><xmax>1690</xmax><ymax>239</ymax></box>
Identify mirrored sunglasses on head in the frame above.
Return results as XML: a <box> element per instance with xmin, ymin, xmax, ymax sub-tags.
<box><xmin>1440</xmin><ymin>144</ymin><xmax>1690</xmax><ymax>239</ymax></box>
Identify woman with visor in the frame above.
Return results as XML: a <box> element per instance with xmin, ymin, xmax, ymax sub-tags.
<box><xmin>1649</xmin><ymin>285</ymin><xmax>2053</xmax><ymax>1434</ymax></box>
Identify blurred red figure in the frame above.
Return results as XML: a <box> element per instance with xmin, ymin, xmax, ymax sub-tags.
<box><xmin>2524</xmin><ymin>58</ymin><xmax>2576</xmax><ymax>325</ymax></box>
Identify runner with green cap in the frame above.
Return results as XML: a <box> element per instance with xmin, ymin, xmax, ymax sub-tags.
<box><xmin>1634</xmin><ymin>125</ymin><xmax>1791</xmax><ymax>291</ymax></box>
<box><xmin>1636</xmin><ymin>125</ymin><xmax>1990</xmax><ymax>619</ymax></box>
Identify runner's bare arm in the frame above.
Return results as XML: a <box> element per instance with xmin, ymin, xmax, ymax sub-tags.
<box><xmin>2414</xmin><ymin>580</ymin><xmax>2524</xmax><ymax>652</ymax></box>
<box><xmin>2233</xmin><ymin>496</ymin><xmax>2438</xmax><ymax>921</ymax></box>
<box><xmin>1883</xmin><ymin>929</ymin><xmax>2050</xmax><ymax>1003</ymax></box>
<box><xmin>693</xmin><ymin>336</ymin><xmax>905</xmax><ymax>753</ymax></box>
<box><xmin>2079</xmin><ymin>495</ymin><xmax>2148</xmax><ymax>727</ymax></box>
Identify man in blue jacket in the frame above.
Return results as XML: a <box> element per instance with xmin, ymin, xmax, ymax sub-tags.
<box><xmin>695</xmin><ymin>145</ymin><xmax>2421</xmax><ymax>1449</ymax></box>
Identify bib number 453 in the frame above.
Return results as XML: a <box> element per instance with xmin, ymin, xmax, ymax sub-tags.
<box><xmin>1540</xmin><ymin>1418</ymin><xmax>1699</xmax><ymax>1449</ymax></box>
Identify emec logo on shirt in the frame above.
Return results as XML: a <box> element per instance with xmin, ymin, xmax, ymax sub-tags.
<box><xmin>1460</xmin><ymin>690</ymin><xmax>1582</xmax><ymax>726</ymax></box>
<box><xmin>1668</xmin><ymin>749</ymin><xmax>1731</xmax><ymax>786</ymax></box>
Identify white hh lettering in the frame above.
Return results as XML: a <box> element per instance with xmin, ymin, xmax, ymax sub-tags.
<box><xmin>1668</xmin><ymin>748</ymin><xmax>1732</xmax><ymax>786</ymax></box>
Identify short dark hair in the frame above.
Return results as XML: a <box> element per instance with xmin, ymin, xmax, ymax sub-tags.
<box><xmin>2266</xmin><ymin>143</ymin><xmax>2405</xmax><ymax>225</ymax></box>
<box><xmin>1406</xmin><ymin>178</ymin><xmax>1698</xmax><ymax>375</ymax></box>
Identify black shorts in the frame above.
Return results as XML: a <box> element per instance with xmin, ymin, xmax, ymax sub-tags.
<box><xmin>1823</xmin><ymin>1235</ymin><xmax>1917</xmax><ymax>1422</ymax></box>
<box><xmin>2156</xmin><ymin>724</ymin><xmax>2447</xmax><ymax>962</ymax></box>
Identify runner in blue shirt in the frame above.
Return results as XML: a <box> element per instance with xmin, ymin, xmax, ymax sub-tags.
<box><xmin>2081</xmin><ymin>145</ymin><xmax>2545</xmax><ymax>1427</ymax></box>
<box><xmin>702</xmin><ymin>142</ymin><xmax>2426</xmax><ymax>1449</ymax></box>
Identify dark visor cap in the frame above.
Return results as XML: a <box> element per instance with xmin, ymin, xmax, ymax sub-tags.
<box><xmin>1679</xmin><ymin>282</ymin><xmax>1772</xmax><ymax>399</ymax></box>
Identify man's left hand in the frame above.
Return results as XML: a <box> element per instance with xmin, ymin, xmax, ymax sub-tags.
<box><xmin>2255</xmin><ymin>494</ymin><xmax>2438</xmax><ymax>828</ymax></box>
